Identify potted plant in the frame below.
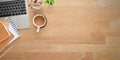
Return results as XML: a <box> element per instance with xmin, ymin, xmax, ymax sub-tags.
<box><xmin>45</xmin><ymin>0</ymin><xmax>56</xmax><ymax>6</ymax></box>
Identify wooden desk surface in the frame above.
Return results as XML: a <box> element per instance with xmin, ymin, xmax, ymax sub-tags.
<box><xmin>1</xmin><ymin>0</ymin><xmax>120</xmax><ymax>60</ymax></box>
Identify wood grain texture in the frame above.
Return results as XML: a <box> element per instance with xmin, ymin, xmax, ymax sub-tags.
<box><xmin>0</xmin><ymin>0</ymin><xmax>120</xmax><ymax>60</ymax></box>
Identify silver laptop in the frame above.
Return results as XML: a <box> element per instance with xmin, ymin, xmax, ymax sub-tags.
<box><xmin>0</xmin><ymin>0</ymin><xmax>30</xmax><ymax>29</ymax></box>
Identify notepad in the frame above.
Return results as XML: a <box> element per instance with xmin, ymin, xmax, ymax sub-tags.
<box><xmin>0</xmin><ymin>23</ymin><xmax>10</xmax><ymax>43</ymax></box>
<box><xmin>0</xmin><ymin>23</ymin><xmax>20</xmax><ymax>53</ymax></box>
<box><xmin>0</xmin><ymin>18</ymin><xmax>21</xmax><ymax>52</ymax></box>
<box><xmin>0</xmin><ymin>32</ymin><xmax>14</xmax><ymax>52</ymax></box>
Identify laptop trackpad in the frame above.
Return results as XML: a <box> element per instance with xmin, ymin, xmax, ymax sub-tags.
<box><xmin>9</xmin><ymin>15</ymin><xmax>30</xmax><ymax>29</ymax></box>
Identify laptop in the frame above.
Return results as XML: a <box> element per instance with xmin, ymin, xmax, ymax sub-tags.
<box><xmin>0</xmin><ymin>0</ymin><xmax>30</xmax><ymax>29</ymax></box>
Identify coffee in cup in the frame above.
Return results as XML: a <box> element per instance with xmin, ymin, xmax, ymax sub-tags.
<box><xmin>33</xmin><ymin>14</ymin><xmax>47</xmax><ymax>32</ymax></box>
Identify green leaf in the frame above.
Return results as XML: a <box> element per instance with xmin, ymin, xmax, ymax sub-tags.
<box><xmin>45</xmin><ymin>0</ymin><xmax>56</xmax><ymax>6</ymax></box>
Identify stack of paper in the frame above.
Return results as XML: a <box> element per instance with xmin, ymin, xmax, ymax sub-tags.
<box><xmin>0</xmin><ymin>18</ymin><xmax>21</xmax><ymax>57</ymax></box>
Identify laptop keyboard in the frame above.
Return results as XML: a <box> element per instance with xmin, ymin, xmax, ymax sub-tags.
<box><xmin>0</xmin><ymin>0</ymin><xmax>27</xmax><ymax>17</ymax></box>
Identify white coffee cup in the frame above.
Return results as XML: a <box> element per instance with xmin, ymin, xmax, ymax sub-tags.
<box><xmin>33</xmin><ymin>14</ymin><xmax>47</xmax><ymax>32</ymax></box>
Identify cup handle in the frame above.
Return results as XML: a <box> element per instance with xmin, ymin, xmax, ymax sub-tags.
<box><xmin>37</xmin><ymin>27</ymin><xmax>40</xmax><ymax>32</ymax></box>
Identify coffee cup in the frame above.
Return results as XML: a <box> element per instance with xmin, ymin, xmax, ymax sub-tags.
<box><xmin>33</xmin><ymin>14</ymin><xmax>47</xmax><ymax>32</ymax></box>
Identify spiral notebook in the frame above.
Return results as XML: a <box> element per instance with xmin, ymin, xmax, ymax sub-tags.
<box><xmin>0</xmin><ymin>18</ymin><xmax>21</xmax><ymax>57</ymax></box>
<box><xmin>6</xmin><ymin>17</ymin><xmax>21</xmax><ymax>45</ymax></box>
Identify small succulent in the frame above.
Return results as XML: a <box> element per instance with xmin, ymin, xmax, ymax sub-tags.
<box><xmin>45</xmin><ymin>0</ymin><xmax>56</xmax><ymax>6</ymax></box>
